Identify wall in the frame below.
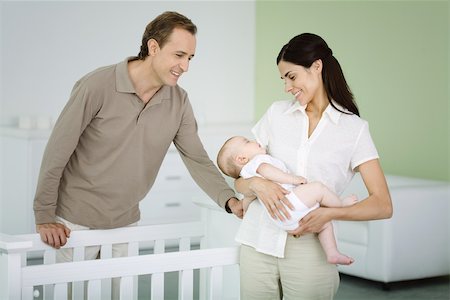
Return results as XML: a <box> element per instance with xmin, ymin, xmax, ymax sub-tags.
<box><xmin>0</xmin><ymin>1</ymin><xmax>255</xmax><ymax>126</ymax></box>
<box><xmin>255</xmin><ymin>0</ymin><xmax>449</xmax><ymax>181</ymax></box>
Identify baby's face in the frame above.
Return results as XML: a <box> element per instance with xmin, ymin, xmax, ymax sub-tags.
<box><xmin>232</xmin><ymin>136</ymin><xmax>266</xmax><ymax>158</ymax></box>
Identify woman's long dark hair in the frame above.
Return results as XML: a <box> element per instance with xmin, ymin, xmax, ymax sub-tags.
<box><xmin>277</xmin><ymin>33</ymin><xmax>359</xmax><ymax>116</ymax></box>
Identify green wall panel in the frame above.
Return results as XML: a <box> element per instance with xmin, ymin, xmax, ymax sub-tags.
<box><xmin>255</xmin><ymin>0</ymin><xmax>449</xmax><ymax>181</ymax></box>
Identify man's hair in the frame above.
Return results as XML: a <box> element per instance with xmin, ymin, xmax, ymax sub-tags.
<box><xmin>217</xmin><ymin>137</ymin><xmax>241</xmax><ymax>179</ymax></box>
<box><xmin>138</xmin><ymin>11</ymin><xmax>197</xmax><ymax>60</ymax></box>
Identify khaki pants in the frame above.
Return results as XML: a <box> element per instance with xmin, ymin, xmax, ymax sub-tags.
<box><xmin>56</xmin><ymin>216</ymin><xmax>135</xmax><ymax>300</ymax></box>
<box><xmin>240</xmin><ymin>234</ymin><xmax>339</xmax><ymax>300</ymax></box>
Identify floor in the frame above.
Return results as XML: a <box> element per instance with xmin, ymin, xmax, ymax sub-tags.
<box><xmin>137</xmin><ymin>272</ymin><xmax>450</xmax><ymax>300</ymax></box>
<box><xmin>32</xmin><ymin>272</ymin><xmax>449</xmax><ymax>299</ymax></box>
<box><xmin>335</xmin><ymin>274</ymin><xmax>450</xmax><ymax>300</ymax></box>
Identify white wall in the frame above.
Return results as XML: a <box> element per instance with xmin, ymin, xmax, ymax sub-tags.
<box><xmin>0</xmin><ymin>1</ymin><xmax>255</xmax><ymax>126</ymax></box>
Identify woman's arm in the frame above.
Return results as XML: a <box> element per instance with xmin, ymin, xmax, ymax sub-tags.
<box><xmin>235</xmin><ymin>176</ymin><xmax>293</xmax><ymax>221</ymax></box>
<box><xmin>289</xmin><ymin>159</ymin><xmax>393</xmax><ymax>235</ymax></box>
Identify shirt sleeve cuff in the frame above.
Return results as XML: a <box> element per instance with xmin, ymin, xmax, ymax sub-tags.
<box><xmin>217</xmin><ymin>189</ymin><xmax>237</xmax><ymax>210</ymax></box>
<box><xmin>34</xmin><ymin>209</ymin><xmax>57</xmax><ymax>225</ymax></box>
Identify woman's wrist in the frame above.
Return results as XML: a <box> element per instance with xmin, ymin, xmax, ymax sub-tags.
<box><xmin>248</xmin><ymin>177</ymin><xmax>263</xmax><ymax>195</ymax></box>
<box><xmin>327</xmin><ymin>206</ymin><xmax>345</xmax><ymax>221</ymax></box>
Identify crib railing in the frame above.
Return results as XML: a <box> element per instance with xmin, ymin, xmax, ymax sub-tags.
<box><xmin>0</xmin><ymin>221</ymin><xmax>240</xmax><ymax>300</ymax></box>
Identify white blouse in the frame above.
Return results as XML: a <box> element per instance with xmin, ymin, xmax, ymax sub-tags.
<box><xmin>235</xmin><ymin>100</ymin><xmax>379</xmax><ymax>258</ymax></box>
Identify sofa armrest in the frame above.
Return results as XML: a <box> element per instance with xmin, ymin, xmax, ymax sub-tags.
<box><xmin>337</xmin><ymin>174</ymin><xmax>450</xmax><ymax>282</ymax></box>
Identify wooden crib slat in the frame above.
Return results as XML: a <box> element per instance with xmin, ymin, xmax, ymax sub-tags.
<box><xmin>119</xmin><ymin>276</ymin><xmax>133</xmax><ymax>300</ymax></box>
<box><xmin>179</xmin><ymin>269</ymin><xmax>194</xmax><ymax>300</ymax></box>
<box><xmin>128</xmin><ymin>241</ymin><xmax>139</xmax><ymax>256</ymax></box>
<box><xmin>87</xmin><ymin>279</ymin><xmax>102</xmax><ymax>300</ymax></box>
<box><xmin>209</xmin><ymin>266</ymin><xmax>223</xmax><ymax>300</ymax></box>
<box><xmin>54</xmin><ymin>283</ymin><xmax>68</xmax><ymax>299</ymax></box>
<box><xmin>43</xmin><ymin>248</ymin><xmax>56</xmax><ymax>300</ymax></box>
<box><xmin>151</xmin><ymin>239</ymin><xmax>165</xmax><ymax>299</ymax></box>
<box><xmin>154</xmin><ymin>239</ymin><xmax>165</xmax><ymax>254</ymax></box>
<box><xmin>179</xmin><ymin>237</ymin><xmax>191</xmax><ymax>251</ymax></box>
<box><xmin>99</xmin><ymin>244</ymin><xmax>112</xmax><ymax>300</ymax></box>
<box><xmin>127</xmin><ymin>241</ymin><xmax>139</xmax><ymax>300</ymax></box>
<box><xmin>151</xmin><ymin>273</ymin><xmax>164</xmax><ymax>300</ymax></box>
<box><xmin>21</xmin><ymin>286</ymin><xmax>33</xmax><ymax>300</ymax></box>
<box><xmin>179</xmin><ymin>237</ymin><xmax>193</xmax><ymax>299</ymax></box>
<box><xmin>100</xmin><ymin>244</ymin><xmax>113</xmax><ymax>259</ymax></box>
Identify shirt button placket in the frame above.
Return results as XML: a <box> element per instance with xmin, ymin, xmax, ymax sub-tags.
<box><xmin>298</xmin><ymin>141</ymin><xmax>309</xmax><ymax>176</ymax></box>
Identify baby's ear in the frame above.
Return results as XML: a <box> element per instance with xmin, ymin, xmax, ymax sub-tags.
<box><xmin>235</xmin><ymin>155</ymin><xmax>249</xmax><ymax>165</ymax></box>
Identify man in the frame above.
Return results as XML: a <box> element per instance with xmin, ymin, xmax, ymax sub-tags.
<box><xmin>34</xmin><ymin>10</ymin><xmax>242</xmax><ymax>261</ymax></box>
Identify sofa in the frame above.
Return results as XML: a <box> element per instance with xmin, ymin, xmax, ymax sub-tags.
<box><xmin>335</xmin><ymin>173</ymin><xmax>450</xmax><ymax>284</ymax></box>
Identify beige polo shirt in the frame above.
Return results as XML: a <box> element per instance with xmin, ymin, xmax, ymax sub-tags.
<box><xmin>33</xmin><ymin>57</ymin><xmax>235</xmax><ymax>229</ymax></box>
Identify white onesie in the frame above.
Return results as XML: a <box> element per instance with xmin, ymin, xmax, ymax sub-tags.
<box><xmin>240</xmin><ymin>154</ymin><xmax>319</xmax><ymax>230</ymax></box>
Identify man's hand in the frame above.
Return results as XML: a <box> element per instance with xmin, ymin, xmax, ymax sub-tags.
<box><xmin>242</xmin><ymin>197</ymin><xmax>254</xmax><ymax>215</ymax></box>
<box><xmin>36</xmin><ymin>223</ymin><xmax>71</xmax><ymax>249</ymax></box>
<box><xmin>227</xmin><ymin>197</ymin><xmax>244</xmax><ymax>219</ymax></box>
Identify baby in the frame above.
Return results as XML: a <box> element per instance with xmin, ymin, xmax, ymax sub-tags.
<box><xmin>217</xmin><ymin>136</ymin><xmax>357</xmax><ymax>265</ymax></box>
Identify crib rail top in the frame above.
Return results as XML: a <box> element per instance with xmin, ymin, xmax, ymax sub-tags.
<box><xmin>0</xmin><ymin>221</ymin><xmax>204</xmax><ymax>253</ymax></box>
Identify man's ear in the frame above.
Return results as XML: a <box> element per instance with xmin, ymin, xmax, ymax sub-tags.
<box><xmin>147</xmin><ymin>39</ymin><xmax>160</xmax><ymax>56</ymax></box>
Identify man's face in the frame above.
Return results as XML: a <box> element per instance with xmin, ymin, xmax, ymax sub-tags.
<box><xmin>152</xmin><ymin>28</ymin><xmax>196</xmax><ymax>86</ymax></box>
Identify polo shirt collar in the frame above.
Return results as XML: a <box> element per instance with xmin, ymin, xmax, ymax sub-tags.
<box><xmin>116</xmin><ymin>57</ymin><xmax>136</xmax><ymax>93</ymax></box>
<box><xmin>115</xmin><ymin>57</ymin><xmax>171</xmax><ymax>101</ymax></box>
<box><xmin>283</xmin><ymin>99</ymin><xmax>344</xmax><ymax>124</ymax></box>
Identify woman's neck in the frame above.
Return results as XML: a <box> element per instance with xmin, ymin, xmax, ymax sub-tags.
<box><xmin>306</xmin><ymin>89</ymin><xmax>329</xmax><ymax>118</ymax></box>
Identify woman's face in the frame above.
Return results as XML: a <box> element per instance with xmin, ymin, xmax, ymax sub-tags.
<box><xmin>278</xmin><ymin>60</ymin><xmax>322</xmax><ymax>106</ymax></box>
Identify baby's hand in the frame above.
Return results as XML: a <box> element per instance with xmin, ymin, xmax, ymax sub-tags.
<box><xmin>293</xmin><ymin>176</ymin><xmax>307</xmax><ymax>185</ymax></box>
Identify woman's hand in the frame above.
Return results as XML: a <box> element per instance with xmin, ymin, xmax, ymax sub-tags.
<box><xmin>287</xmin><ymin>207</ymin><xmax>333</xmax><ymax>236</ymax></box>
<box><xmin>249</xmin><ymin>177</ymin><xmax>293</xmax><ymax>221</ymax></box>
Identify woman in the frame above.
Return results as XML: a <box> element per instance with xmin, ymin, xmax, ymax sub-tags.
<box><xmin>234</xmin><ymin>33</ymin><xmax>393</xmax><ymax>299</ymax></box>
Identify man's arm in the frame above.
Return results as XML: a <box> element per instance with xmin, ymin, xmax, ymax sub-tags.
<box><xmin>34</xmin><ymin>80</ymin><xmax>99</xmax><ymax>247</ymax></box>
<box><xmin>172</xmin><ymin>95</ymin><xmax>238</xmax><ymax>215</ymax></box>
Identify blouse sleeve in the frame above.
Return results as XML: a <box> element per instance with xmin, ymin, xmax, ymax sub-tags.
<box><xmin>350</xmin><ymin>121</ymin><xmax>379</xmax><ymax>170</ymax></box>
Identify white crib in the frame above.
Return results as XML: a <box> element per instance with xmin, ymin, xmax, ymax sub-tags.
<box><xmin>0</xmin><ymin>221</ymin><xmax>240</xmax><ymax>300</ymax></box>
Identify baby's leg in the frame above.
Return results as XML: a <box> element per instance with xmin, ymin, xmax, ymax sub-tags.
<box><xmin>292</xmin><ymin>182</ymin><xmax>357</xmax><ymax>208</ymax></box>
<box><xmin>318</xmin><ymin>222</ymin><xmax>354</xmax><ymax>265</ymax></box>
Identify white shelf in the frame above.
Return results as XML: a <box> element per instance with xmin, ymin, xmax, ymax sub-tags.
<box><xmin>0</xmin><ymin>126</ymin><xmax>52</xmax><ymax>139</ymax></box>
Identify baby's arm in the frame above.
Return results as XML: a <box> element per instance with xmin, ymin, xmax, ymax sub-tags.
<box><xmin>257</xmin><ymin>163</ymin><xmax>306</xmax><ymax>185</ymax></box>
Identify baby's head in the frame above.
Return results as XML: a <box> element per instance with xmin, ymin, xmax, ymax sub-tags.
<box><xmin>217</xmin><ymin>136</ymin><xmax>266</xmax><ymax>179</ymax></box>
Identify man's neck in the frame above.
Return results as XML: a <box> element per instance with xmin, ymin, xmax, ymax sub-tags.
<box><xmin>127</xmin><ymin>59</ymin><xmax>162</xmax><ymax>104</ymax></box>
